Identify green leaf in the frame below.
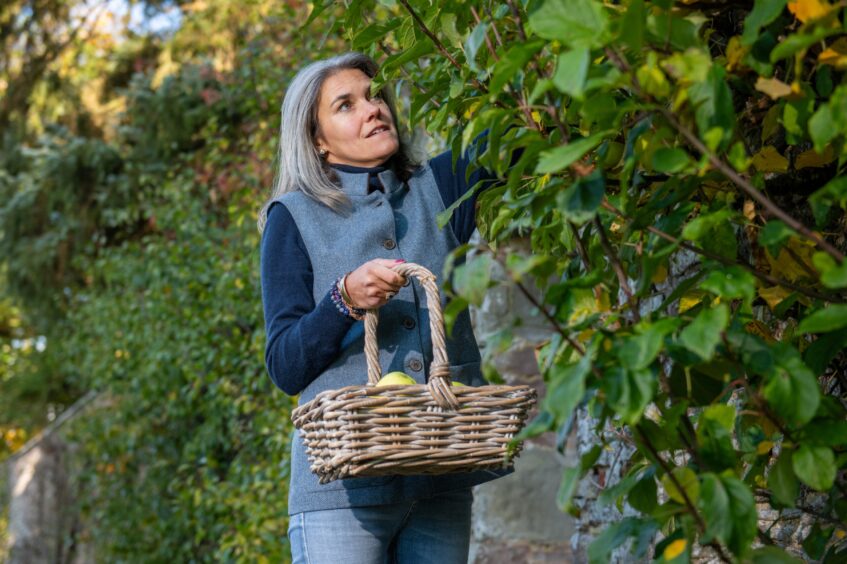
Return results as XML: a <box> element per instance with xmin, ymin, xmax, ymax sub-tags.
<box><xmin>722</xmin><ymin>476</ymin><xmax>757</xmax><ymax>557</ymax></box>
<box><xmin>804</xmin><ymin>327</ymin><xmax>847</xmax><ymax>375</ymax></box>
<box><xmin>652</xmin><ymin>147</ymin><xmax>690</xmax><ymax>173</ymax></box>
<box><xmin>628</xmin><ymin>475</ymin><xmax>658</xmax><ymax>514</ymax></box>
<box><xmin>751</xmin><ymin>547</ymin><xmax>804</xmax><ymax>564</ymax></box>
<box><xmin>618</xmin><ymin>0</ymin><xmax>645</xmax><ymax>51</ymax></box>
<box><xmin>768</xmin><ymin>449</ymin><xmax>798</xmax><ymax>507</ymax></box>
<box><xmin>758</xmin><ymin>220</ymin><xmax>794</xmax><ymax>256</ymax></box>
<box><xmin>812</xmin><ymin>252</ymin><xmax>847</xmax><ymax>289</ymax></box>
<box><xmin>792</xmin><ymin>445</ymin><xmax>836</xmax><ymax>491</ymax></box>
<box><xmin>543</xmin><ymin>343</ymin><xmax>595</xmax><ymax>426</ymax></box>
<box><xmin>557</xmin><ymin>172</ymin><xmax>606</xmax><ymax>225</ymax></box>
<box><xmin>617</xmin><ymin>319</ymin><xmax>679</xmax><ymax>370</ymax></box>
<box><xmin>536</xmin><ymin>130</ymin><xmax>615</xmax><ymax>174</ymax></box>
<box><xmin>464</xmin><ymin>22</ymin><xmax>489</xmax><ymax>71</ymax></box>
<box><xmin>688</xmin><ymin>65</ymin><xmax>735</xmax><ymax>148</ymax></box>
<box><xmin>700</xmin><ymin>473</ymin><xmax>732</xmax><ymax>544</ymax></box>
<box><xmin>490</xmin><ymin>40</ymin><xmax>545</xmax><ymax>93</ymax></box>
<box><xmin>701</xmin><ymin>404</ymin><xmax>736</xmax><ymax>432</ymax></box>
<box><xmin>763</xmin><ymin>348</ymin><xmax>820</xmax><ymax>426</ymax></box>
<box><xmin>682</xmin><ymin>209</ymin><xmax>734</xmax><ymax>241</ymax></box>
<box><xmin>771</xmin><ymin>25</ymin><xmax>838</xmax><ymax>62</ymax></box>
<box><xmin>679</xmin><ymin>303</ymin><xmax>729</xmax><ymax>360</ymax></box>
<box><xmin>802</xmin><ymin>523</ymin><xmax>834</xmax><ymax>560</ymax></box>
<box><xmin>588</xmin><ymin>518</ymin><xmax>658</xmax><ymax>564</ymax></box>
<box><xmin>529</xmin><ymin>0</ymin><xmax>609</xmax><ymax>48</ymax></box>
<box><xmin>605</xmin><ymin>366</ymin><xmax>654</xmax><ymax>424</ymax></box>
<box><xmin>556</xmin><ymin>465</ymin><xmax>581</xmax><ymax>512</ymax></box>
<box><xmin>697</xmin><ymin>414</ymin><xmax>737</xmax><ymax>471</ymax></box>
<box><xmin>452</xmin><ymin>253</ymin><xmax>493</xmax><ymax>306</ymax></box>
<box><xmin>553</xmin><ymin>48</ymin><xmax>590</xmax><ymax>99</ymax></box>
<box><xmin>808</xmin><ymin>105</ymin><xmax>837</xmax><ymax>154</ymax></box>
<box><xmin>699</xmin><ymin>266</ymin><xmax>756</xmax><ymax>306</ymax></box>
<box><xmin>661</xmin><ymin>466</ymin><xmax>700</xmax><ymax>505</ymax></box>
<box><xmin>742</xmin><ymin>0</ymin><xmax>788</xmax><ymax>46</ymax></box>
<box><xmin>351</xmin><ymin>19</ymin><xmax>402</xmax><ymax>50</ymax></box>
<box><xmin>797</xmin><ymin>304</ymin><xmax>847</xmax><ymax>334</ymax></box>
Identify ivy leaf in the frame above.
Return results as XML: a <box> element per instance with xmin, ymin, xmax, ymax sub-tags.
<box><xmin>556</xmin><ymin>171</ymin><xmax>606</xmax><ymax>225</ymax></box>
<box><xmin>792</xmin><ymin>445</ymin><xmax>836</xmax><ymax>491</ymax></box>
<box><xmin>768</xmin><ymin>449</ymin><xmax>798</xmax><ymax>507</ymax></box>
<box><xmin>464</xmin><ymin>22</ymin><xmax>489</xmax><ymax>71</ymax></box>
<box><xmin>617</xmin><ymin>319</ymin><xmax>679</xmax><ymax>370</ymax></box>
<box><xmin>528</xmin><ymin>0</ymin><xmax>610</xmax><ymax>48</ymax></box>
<box><xmin>797</xmin><ymin>304</ymin><xmax>847</xmax><ymax>334</ymax></box>
<box><xmin>679</xmin><ymin>303</ymin><xmax>730</xmax><ymax>360</ymax></box>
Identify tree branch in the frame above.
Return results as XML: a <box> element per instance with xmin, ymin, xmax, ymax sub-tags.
<box><xmin>594</xmin><ymin>216</ymin><xmax>641</xmax><ymax>323</ymax></box>
<box><xmin>600</xmin><ymin>200</ymin><xmax>847</xmax><ymax>304</ymax></box>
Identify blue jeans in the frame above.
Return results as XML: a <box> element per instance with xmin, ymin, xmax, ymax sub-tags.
<box><xmin>288</xmin><ymin>488</ymin><xmax>473</xmax><ymax>564</ymax></box>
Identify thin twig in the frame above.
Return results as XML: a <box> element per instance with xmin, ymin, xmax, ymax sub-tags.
<box><xmin>594</xmin><ymin>216</ymin><xmax>641</xmax><ymax>323</ymax></box>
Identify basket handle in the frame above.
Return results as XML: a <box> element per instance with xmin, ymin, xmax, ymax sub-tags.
<box><xmin>364</xmin><ymin>262</ymin><xmax>459</xmax><ymax>410</ymax></box>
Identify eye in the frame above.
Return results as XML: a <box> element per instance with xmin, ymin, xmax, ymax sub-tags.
<box><xmin>338</xmin><ymin>101</ymin><xmax>351</xmax><ymax>111</ymax></box>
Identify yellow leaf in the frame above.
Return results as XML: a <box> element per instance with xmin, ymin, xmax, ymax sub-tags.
<box><xmin>766</xmin><ymin>238</ymin><xmax>817</xmax><ymax>282</ymax></box>
<box><xmin>819</xmin><ymin>38</ymin><xmax>847</xmax><ymax>68</ymax></box>
<box><xmin>836</xmin><ymin>529</ymin><xmax>846</xmax><ymax>539</ymax></box>
<box><xmin>726</xmin><ymin>36</ymin><xmax>747</xmax><ymax>71</ymax></box>
<box><xmin>652</xmin><ymin>264</ymin><xmax>668</xmax><ymax>284</ymax></box>
<box><xmin>755</xmin><ymin>77</ymin><xmax>793</xmax><ymax>100</ymax></box>
<box><xmin>745</xmin><ymin>320</ymin><xmax>776</xmax><ymax>343</ymax></box>
<box><xmin>664</xmin><ymin>539</ymin><xmax>687</xmax><ymax>560</ymax></box>
<box><xmin>743</xmin><ymin>199</ymin><xmax>756</xmax><ymax>221</ymax></box>
<box><xmin>796</xmin><ymin>145</ymin><xmax>836</xmax><ymax>169</ymax></box>
<box><xmin>679</xmin><ymin>290</ymin><xmax>707</xmax><ymax>314</ymax></box>
<box><xmin>758</xmin><ymin>285</ymin><xmax>793</xmax><ymax>311</ymax></box>
<box><xmin>788</xmin><ymin>0</ymin><xmax>834</xmax><ymax>22</ymax></box>
<box><xmin>751</xmin><ymin>146</ymin><xmax>789</xmax><ymax>173</ymax></box>
<box><xmin>757</xmin><ymin>440</ymin><xmax>775</xmax><ymax>455</ymax></box>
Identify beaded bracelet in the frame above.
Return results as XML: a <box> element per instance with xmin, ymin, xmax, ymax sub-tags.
<box><xmin>331</xmin><ymin>277</ymin><xmax>365</xmax><ymax>320</ymax></box>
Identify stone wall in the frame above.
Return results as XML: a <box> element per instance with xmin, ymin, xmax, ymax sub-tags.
<box><xmin>2</xmin><ymin>391</ymin><xmax>97</xmax><ymax>564</ymax></box>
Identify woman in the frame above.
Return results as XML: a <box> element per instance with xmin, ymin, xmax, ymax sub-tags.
<box><xmin>259</xmin><ymin>52</ymin><xmax>502</xmax><ymax>564</ymax></box>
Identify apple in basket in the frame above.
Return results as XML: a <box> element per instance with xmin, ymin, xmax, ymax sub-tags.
<box><xmin>376</xmin><ymin>371</ymin><xmax>416</xmax><ymax>386</ymax></box>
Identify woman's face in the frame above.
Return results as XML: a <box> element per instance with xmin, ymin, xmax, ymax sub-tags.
<box><xmin>315</xmin><ymin>68</ymin><xmax>399</xmax><ymax>168</ymax></box>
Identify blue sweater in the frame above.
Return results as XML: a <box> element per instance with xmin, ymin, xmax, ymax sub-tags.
<box><xmin>261</xmin><ymin>149</ymin><xmax>494</xmax><ymax>396</ymax></box>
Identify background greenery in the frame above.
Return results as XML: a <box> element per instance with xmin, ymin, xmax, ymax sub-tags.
<box><xmin>2</xmin><ymin>0</ymin><xmax>846</xmax><ymax>562</ymax></box>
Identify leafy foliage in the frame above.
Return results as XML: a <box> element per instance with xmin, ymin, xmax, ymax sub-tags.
<box><xmin>320</xmin><ymin>0</ymin><xmax>847</xmax><ymax>560</ymax></box>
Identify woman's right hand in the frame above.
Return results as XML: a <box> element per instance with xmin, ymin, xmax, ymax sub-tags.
<box><xmin>344</xmin><ymin>259</ymin><xmax>407</xmax><ymax>309</ymax></box>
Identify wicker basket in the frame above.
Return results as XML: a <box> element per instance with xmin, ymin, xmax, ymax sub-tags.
<box><xmin>291</xmin><ymin>262</ymin><xmax>537</xmax><ymax>484</ymax></box>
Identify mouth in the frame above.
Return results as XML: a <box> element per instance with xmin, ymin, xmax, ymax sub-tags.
<box><xmin>366</xmin><ymin>126</ymin><xmax>391</xmax><ymax>138</ymax></box>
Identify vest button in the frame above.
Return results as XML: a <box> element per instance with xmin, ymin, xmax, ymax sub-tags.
<box><xmin>383</xmin><ymin>239</ymin><xmax>396</xmax><ymax>250</ymax></box>
<box><xmin>402</xmin><ymin>317</ymin><xmax>416</xmax><ymax>330</ymax></box>
<box><xmin>408</xmin><ymin>359</ymin><xmax>423</xmax><ymax>372</ymax></box>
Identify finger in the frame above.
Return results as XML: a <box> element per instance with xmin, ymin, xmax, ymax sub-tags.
<box><xmin>371</xmin><ymin>264</ymin><xmax>407</xmax><ymax>288</ymax></box>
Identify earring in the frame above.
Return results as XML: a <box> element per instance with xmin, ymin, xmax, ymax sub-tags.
<box><xmin>319</xmin><ymin>148</ymin><xmax>327</xmax><ymax>157</ymax></box>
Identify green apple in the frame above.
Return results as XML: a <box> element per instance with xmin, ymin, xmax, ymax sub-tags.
<box><xmin>376</xmin><ymin>371</ymin><xmax>416</xmax><ymax>386</ymax></box>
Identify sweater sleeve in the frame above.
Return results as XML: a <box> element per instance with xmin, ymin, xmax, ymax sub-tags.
<box><xmin>260</xmin><ymin>202</ymin><xmax>356</xmax><ymax>396</ymax></box>
<box><xmin>429</xmin><ymin>138</ymin><xmax>498</xmax><ymax>245</ymax></box>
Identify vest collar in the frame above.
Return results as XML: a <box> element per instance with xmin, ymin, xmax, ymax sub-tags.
<box><xmin>332</xmin><ymin>167</ymin><xmax>406</xmax><ymax>198</ymax></box>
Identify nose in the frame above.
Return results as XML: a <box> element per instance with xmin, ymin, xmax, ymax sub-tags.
<box><xmin>363</xmin><ymin>98</ymin><xmax>381</xmax><ymax>120</ymax></box>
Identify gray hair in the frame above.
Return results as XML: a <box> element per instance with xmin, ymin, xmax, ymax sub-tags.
<box><xmin>257</xmin><ymin>52</ymin><xmax>415</xmax><ymax>232</ymax></box>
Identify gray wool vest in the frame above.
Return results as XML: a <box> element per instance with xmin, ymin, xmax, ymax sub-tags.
<box><xmin>274</xmin><ymin>164</ymin><xmax>508</xmax><ymax>515</ymax></box>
